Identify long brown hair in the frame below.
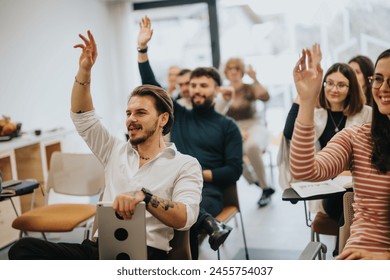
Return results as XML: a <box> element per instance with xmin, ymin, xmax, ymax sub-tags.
<box><xmin>318</xmin><ymin>63</ymin><xmax>365</xmax><ymax>116</ymax></box>
<box><xmin>371</xmin><ymin>49</ymin><xmax>390</xmax><ymax>173</ymax></box>
<box><xmin>348</xmin><ymin>55</ymin><xmax>375</xmax><ymax>106</ymax></box>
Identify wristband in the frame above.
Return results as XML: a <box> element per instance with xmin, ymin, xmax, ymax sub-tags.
<box><xmin>137</xmin><ymin>46</ymin><xmax>148</xmax><ymax>53</ymax></box>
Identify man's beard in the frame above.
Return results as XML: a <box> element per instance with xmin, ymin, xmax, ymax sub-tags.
<box><xmin>191</xmin><ymin>95</ymin><xmax>214</xmax><ymax>110</ymax></box>
<box><xmin>129</xmin><ymin>120</ymin><xmax>158</xmax><ymax>145</ymax></box>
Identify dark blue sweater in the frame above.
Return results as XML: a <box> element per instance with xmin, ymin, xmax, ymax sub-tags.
<box><xmin>138</xmin><ymin>61</ymin><xmax>243</xmax><ymax>188</ymax></box>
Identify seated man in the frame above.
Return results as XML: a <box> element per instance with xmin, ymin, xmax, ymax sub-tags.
<box><xmin>8</xmin><ymin>30</ymin><xmax>203</xmax><ymax>260</ymax></box>
<box><xmin>137</xmin><ymin>16</ymin><xmax>243</xmax><ymax>259</ymax></box>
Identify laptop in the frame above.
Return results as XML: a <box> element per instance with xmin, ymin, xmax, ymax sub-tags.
<box><xmin>97</xmin><ymin>202</ymin><xmax>147</xmax><ymax>260</ymax></box>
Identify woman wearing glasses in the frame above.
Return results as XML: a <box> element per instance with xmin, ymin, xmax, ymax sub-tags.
<box><xmin>290</xmin><ymin>45</ymin><xmax>390</xmax><ymax>259</ymax></box>
<box><xmin>281</xmin><ymin>59</ymin><xmax>372</xmax><ymax>229</ymax></box>
<box><xmin>222</xmin><ymin>58</ymin><xmax>275</xmax><ymax>208</ymax></box>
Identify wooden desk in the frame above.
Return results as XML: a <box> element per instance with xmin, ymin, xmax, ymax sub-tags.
<box><xmin>0</xmin><ymin>129</ymin><xmax>73</xmax><ymax>248</ymax></box>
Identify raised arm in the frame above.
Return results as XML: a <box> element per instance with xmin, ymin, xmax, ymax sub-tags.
<box><xmin>247</xmin><ymin>65</ymin><xmax>270</xmax><ymax>101</ymax></box>
<box><xmin>294</xmin><ymin>44</ymin><xmax>323</xmax><ymax>126</ymax></box>
<box><xmin>137</xmin><ymin>15</ymin><xmax>153</xmax><ymax>64</ymax></box>
<box><xmin>137</xmin><ymin>16</ymin><xmax>161</xmax><ymax>87</ymax></box>
<box><xmin>71</xmin><ymin>30</ymin><xmax>98</xmax><ymax>113</ymax></box>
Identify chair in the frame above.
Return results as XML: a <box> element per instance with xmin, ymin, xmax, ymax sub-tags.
<box><xmin>311</xmin><ymin>211</ymin><xmax>339</xmax><ymax>242</ymax></box>
<box><xmin>168</xmin><ymin>230</ymin><xmax>192</xmax><ymax>260</ymax></box>
<box><xmin>214</xmin><ymin>183</ymin><xmax>249</xmax><ymax>260</ymax></box>
<box><xmin>299</xmin><ymin>191</ymin><xmax>355</xmax><ymax>260</ymax></box>
<box><xmin>11</xmin><ymin>151</ymin><xmax>105</xmax><ymax>240</ymax></box>
<box><xmin>338</xmin><ymin>191</ymin><xmax>354</xmax><ymax>252</ymax></box>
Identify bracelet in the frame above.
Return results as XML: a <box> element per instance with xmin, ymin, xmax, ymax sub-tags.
<box><xmin>74</xmin><ymin>76</ymin><xmax>90</xmax><ymax>86</ymax></box>
<box><xmin>137</xmin><ymin>46</ymin><xmax>148</xmax><ymax>53</ymax></box>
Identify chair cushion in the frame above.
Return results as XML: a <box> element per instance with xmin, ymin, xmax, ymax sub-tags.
<box><xmin>12</xmin><ymin>204</ymin><xmax>96</xmax><ymax>232</ymax></box>
<box><xmin>311</xmin><ymin>212</ymin><xmax>339</xmax><ymax>236</ymax></box>
<box><xmin>216</xmin><ymin>206</ymin><xmax>238</xmax><ymax>223</ymax></box>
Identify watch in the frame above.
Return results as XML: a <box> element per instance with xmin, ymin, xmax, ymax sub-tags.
<box><xmin>141</xmin><ymin>187</ymin><xmax>152</xmax><ymax>205</ymax></box>
<box><xmin>137</xmin><ymin>46</ymin><xmax>148</xmax><ymax>53</ymax></box>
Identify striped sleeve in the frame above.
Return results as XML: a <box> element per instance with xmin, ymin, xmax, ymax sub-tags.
<box><xmin>290</xmin><ymin>121</ymin><xmax>354</xmax><ymax>181</ymax></box>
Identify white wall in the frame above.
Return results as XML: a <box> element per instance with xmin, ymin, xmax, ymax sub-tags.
<box><xmin>0</xmin><ymin>0</ymin><xmax>138</xmax><ymax>151</ymax></box>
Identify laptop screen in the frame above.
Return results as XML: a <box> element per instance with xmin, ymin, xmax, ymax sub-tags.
<box><xmin>97</xmin><ymin>202</ymin><xmax>147</xmax><ymax>260</ymax></box>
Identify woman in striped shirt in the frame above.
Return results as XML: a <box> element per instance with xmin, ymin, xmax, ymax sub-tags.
<box><xmin>290</xmin><ymin>45</ymin><xmax>390</xmax><ymax>260</ymax></box>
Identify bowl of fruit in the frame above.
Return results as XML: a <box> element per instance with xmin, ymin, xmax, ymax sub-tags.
<box><xmin>0</xmin><ymin>115</ymin><xmax>22</xmax><ymax>141</ymax></box>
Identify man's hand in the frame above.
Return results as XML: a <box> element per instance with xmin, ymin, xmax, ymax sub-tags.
<box><xmin>73</xmin><ymin>30</ymin><xmax>97</xmax><ymax>73</ymax></box>
<box><xmin>138</xmin><ymin>16</ymin><xmax>153</xmax><ymax>49</ymax></box>
<box><xmin>112</xmin><ymin>191</ymin><xmax>144</xmax><ymax>220</ymax></box>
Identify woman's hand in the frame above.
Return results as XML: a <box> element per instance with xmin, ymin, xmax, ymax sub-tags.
<box><xmin>73</xmin><ymin>30</ymin><xmax>97</xmax><ymax>73</ymax></box>
<box><xmin>293</xmin><ymin>44</ymin><xmax>323</xmax><ymax>105</ymax></box>
<box><xmin>337</xmin><ymin>248</ymin><xmax>390</xmax><ymax>260</ymax></box>
<box><xmin>246</xmin><ymin>64</ymin><xmax>257</xmax><ymax>81</ymax></box>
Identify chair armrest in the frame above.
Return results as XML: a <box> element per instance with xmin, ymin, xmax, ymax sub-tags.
<box><xmin>299</xmin><ymin>241</ymin><xmax>327</xmax><ymax>260</ymax></box>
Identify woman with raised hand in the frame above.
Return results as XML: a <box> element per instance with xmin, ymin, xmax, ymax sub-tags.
<box><xmin>282</xmin><ymin>55</ymin><xmax>372</xmax><ymax>225</ymax></box>
<box><xmin>290</xmin><ymin>45</ymin><xmax>390</xmax><ymax>260</ymax></box>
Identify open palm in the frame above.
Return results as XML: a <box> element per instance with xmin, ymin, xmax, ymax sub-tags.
<box><xmin>293</xmin><ymin>44</ymin><xmax>323</xmax><ymax>103</ymax></box>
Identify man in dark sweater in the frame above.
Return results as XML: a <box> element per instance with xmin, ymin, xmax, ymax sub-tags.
<box><xmin>137</xmin><ymin>16</ymin><xmax>243</xmax><ymax>259</ymax></box>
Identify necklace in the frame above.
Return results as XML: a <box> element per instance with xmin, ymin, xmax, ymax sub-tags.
<box><xmin>328</xmin><ymin>111</ymin><xmax>345</xmax><ymax>133</ymax></box>
<box><xmin>139</xmin><ymin>155</ymin><xmax>150</xmax><ymax>161</ymax></box>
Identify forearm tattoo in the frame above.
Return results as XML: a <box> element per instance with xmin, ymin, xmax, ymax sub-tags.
<box><xmin>150</xmin><ymin>196</ymin><xmax>176</xmax><ymax>211</ymax></box>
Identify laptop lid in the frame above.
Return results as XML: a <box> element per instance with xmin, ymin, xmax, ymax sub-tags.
<box><xmin>97</xmin><ymin>202</ymin><xmax>147</xmax><ymax>260</ymax></box>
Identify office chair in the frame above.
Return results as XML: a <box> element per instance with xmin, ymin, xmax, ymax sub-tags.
<box><xmin>214</xmin><ymin>183</ymin><xmax>249</xmax><ymax>260</ymax></box>
<box><xmin>12</xmin><ymin>151</ymin><xmax>105</xmax><ymax>240</ymax></box>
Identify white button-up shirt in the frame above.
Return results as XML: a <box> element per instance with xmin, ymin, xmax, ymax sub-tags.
<box><xmin>71</xmin><ymin>110</ymin><xmax>202</xmax><ymax>251</ymax></box>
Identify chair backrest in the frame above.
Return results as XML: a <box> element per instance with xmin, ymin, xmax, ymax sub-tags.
<box><xmin>223</xmin><ymin>183</ymin><xmax>240</xmax><ymax>209</ymax></box>
<box><xmin>339</xmin><ymin>191</ymin><xmax>354</xmax><ymax>252</ymax></box>
<box><xmin>46</xmin><ymin>151</ymin><xmax>105</xmax><ymax>197</ymax></box>
<box><xmin>168</xmin><ymin>230</ymin><xmax>192</xmax><ymax>260</ymax></box>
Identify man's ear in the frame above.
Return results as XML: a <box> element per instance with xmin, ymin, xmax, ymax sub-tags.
<box><xmin>159</xmin><ymin>112</ymin><xmax>169</xmax><ymax>128</ymax></box>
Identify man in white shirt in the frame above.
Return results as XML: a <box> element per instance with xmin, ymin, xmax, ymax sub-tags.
<box><xmin>8</xmin><ymin>30</ymin><xmax>202</xmax><ymax>260</ymax></box>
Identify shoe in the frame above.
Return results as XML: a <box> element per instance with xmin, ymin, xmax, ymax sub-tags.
<box><xmin>201</xmin><ymin>216</ymin><xmax>233</xmax><ymax>251</ymax></box>
<box><xmin>257</xmin><ymin>187</ymin><xmax>275</xmax><ymax>208</ymax></box>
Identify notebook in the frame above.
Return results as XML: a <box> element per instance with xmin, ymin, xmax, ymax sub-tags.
<box><xmin>290</xmin><ymin>176</ymin><xmax>353</xmax><ymax>198</ymax></box>
<box><xmin>97</xmin><ymin>202</ymin><xmax>147</xmax><ymax>260</ymax></box>
<box><xmin>2</xmin><ymin>180</ymin><xmax>39</xmax><ymax>195</ymax></box>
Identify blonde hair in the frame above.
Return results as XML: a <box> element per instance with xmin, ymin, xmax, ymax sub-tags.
<box><xmin>224</xmin><ymin>57</ymin><xmax>245</xmax><ymax>78</ymax></box>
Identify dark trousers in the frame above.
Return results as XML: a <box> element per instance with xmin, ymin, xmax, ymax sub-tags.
<box><xmin>8</xmin><ymin>237</ymin><xmax>168</xmax><ymax>260</ymax></box>
<box><xmin>190</xmin><ymin>184</ymin><xmax>224</xmax><ymax>260</ymax></box>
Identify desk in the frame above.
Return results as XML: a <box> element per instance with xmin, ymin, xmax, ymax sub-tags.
<box><xmin>282</xmin><ymin>188</ymin><xmax>349</xmax><ymax>227</ymax></box>
<box><xmin>282</xmin><ymin>188</ymin><xmax>347</xmax><ymax>204</ymax></box>
<box><xmin>0</xmin><ymin>180</ymin><xmax>40</xmax><ymax>248</ymax></box>
<box><xmin>0</xmin><ymin>129</ymin><xmax>72</xmax><ymax>248</ymax></box>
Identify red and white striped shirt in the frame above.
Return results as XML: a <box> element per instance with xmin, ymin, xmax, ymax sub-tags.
<box><xmin>290</xmin><ymin>121</ymin><xmax>390</xmax><ymax>253</ymax></box>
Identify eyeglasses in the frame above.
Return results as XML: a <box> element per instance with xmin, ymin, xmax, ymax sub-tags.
<box><xmin>226</xmin><ymin>66</ymin><xmax>241</xmax><ymax>71</ymax></box>
<box><xmin>323</xmin><ymin>81</ymin><xmax>349</xmax><ymax>91</ymax></box>
<box><xmin>369</xmin><ymin>75</ymin><xmax>390</xmax><ymax>89</ymax></box>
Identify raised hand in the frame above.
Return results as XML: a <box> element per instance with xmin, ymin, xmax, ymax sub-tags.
<box><xmin>73</xmin><ymin>30</ymin><xmax>97</xmax><ymax>72</ymax></box>
<box><xmin>293</xmin><ymin>44</ymin><xmax>323</xmax><ymax>104</ymax></box>
<box><xmin>138</xmin><ymin>15</ymin><xmax>153</xmax><ymax>48</ymax></box>
<box><xmin>246</xmin><ymin>64</ymin><xmax>257</xmax><ymax>81</ymax></box>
